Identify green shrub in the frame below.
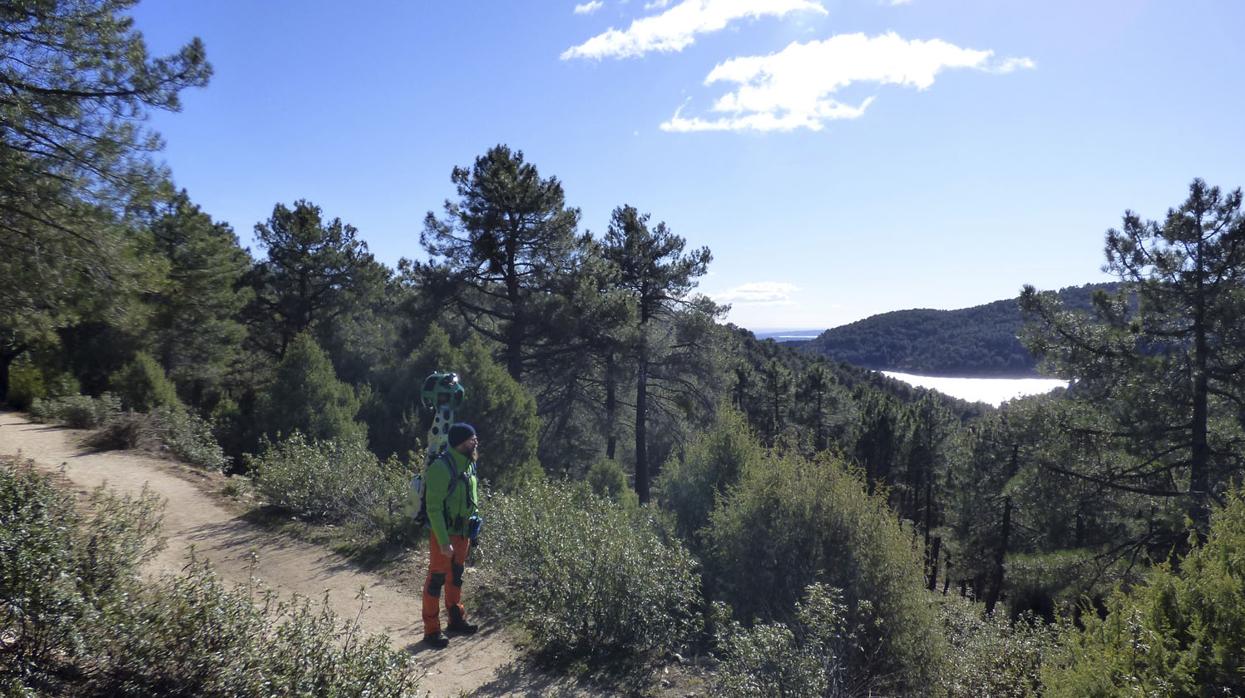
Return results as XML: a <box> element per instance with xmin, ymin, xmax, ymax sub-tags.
<box><xmin>86</xmin><ymin>406</ymin><xmax>228</xmax><ymax>470</ymax></box>
<box><xmin>0</xmin><ymin>458</ymin><xmax>162</xmax><ymax>684</ymax></box>
<box><xmin>1</xmin><ymin>459</ymin><xmax>89</xmax><ymax>679</ymax></box>
<box><xmin>656</xmin><ymin>406</ymin><xmax>763</xmax><ymax>544</ymax></box>
<box><xmin>95</xmin><ymin>559</ymin><xmax>423</xmax><ymax>697</ymax></box>
<box><xmin>1041</xmin><ymin>487</ymin><xmax>1245</xmax><ymax>697</ymax></box>
<box><xmin>585</xmin><ymin>457</ymin><xmax>638</xmax><ymax>508</ymax></box>
<box><xmin>247</xmin><ymin>432</ymin><xmax>409</xmax><ymax>524</ymax></box>
<box><xmin>6</xmin><ymin>360</ymin><xmax>79</xmax><ymax>410</ymax></box>
<box><xmin>27</xmin><ymin>393</ymin><xmax>121</xmax><ymax>428</ymax></box>
<box><xmin>257</xmin><ymin>333</ymin><xmax>367</xmax><ymax>446</ymax></box>
<box><xmin>484</xmin><ymin>479</ymin><xmax>702</xmax><ymax>661</ymax></box>
<box><xmin>6</xmin><ymin>361</ymin><xmax>43</xmax><ymax>410</ymax></box>
<box><xmin>109</xmin><ymin>352</ymin><xmax>183</xmax><ymax>412</ymax></box>
<box><xmin>159</xmin><ymin>406</ymin><xmax>229</xmax><ymax>470</ymax></box>
<box><xmin>704</xmin><ymin>450</ymin><xmax>945</xmax><ymax>694</ymax></box>
<box><xmin>0</xmin><ymin>456</ymin><xmax>423</xmax><ymax>697</ymax></box>
<box><xmin>713</xmin><ymin>583</ymin><xmax>858</xmax><ymax>697</ymax></box>
<box><xmin>936</xmin><ymin>596</ymin><xmax>1058</xmax><ymax>697</ymax></box>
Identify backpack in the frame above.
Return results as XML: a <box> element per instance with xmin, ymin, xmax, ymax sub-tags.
<box><xmin>411</xmin><ymin>451</ymin><xmax>473</xmax><ymax>528</ymax></box>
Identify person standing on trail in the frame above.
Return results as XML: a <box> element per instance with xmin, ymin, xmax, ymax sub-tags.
<box><xmin>422</xmin><ymin>422</ymin><xmax>482</xmax><ymax>649</ymax></box>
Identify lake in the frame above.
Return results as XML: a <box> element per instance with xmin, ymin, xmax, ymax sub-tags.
<box><xmin>881</xmin><ymin>371</ymin><xmax>1067</xmax><ymax>406</ymax></box>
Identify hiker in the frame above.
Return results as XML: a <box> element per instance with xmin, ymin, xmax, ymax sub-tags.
<box><xmin>422</xmin><ymin>422</ymin><xmax>482</xmax><ymax>649</ymax></box>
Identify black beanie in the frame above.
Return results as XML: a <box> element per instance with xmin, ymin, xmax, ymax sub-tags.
<box><xmin>448</xmin><ymin>422</ymin><xmax>476</xmax><ymax>448</ymax></box>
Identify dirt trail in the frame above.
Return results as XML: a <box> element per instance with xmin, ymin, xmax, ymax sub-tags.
<box><xmin>0</xmin><ymin>410</ymin><xmax>580</xmax><ymax>697</ymax></box>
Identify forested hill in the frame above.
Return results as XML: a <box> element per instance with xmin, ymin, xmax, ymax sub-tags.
<box><xmin>800</xmin><ymin>282</ymin><xmax>1117</xmax><ymax>376</ymax></box>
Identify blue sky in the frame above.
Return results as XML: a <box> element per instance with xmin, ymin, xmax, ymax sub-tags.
<box><xmin>132</xmin><ymin>0</ymin><xmax>1245</xmax><ymax>331</ymax></box>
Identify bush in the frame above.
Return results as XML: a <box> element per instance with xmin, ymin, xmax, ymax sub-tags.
<box><xmin>713</xmin><ymin>584</ymin><xmax>858</xmax><ymax>697</ymax></box>
<box><xmin>0</xmin><ymin>456</ymin><xmax>423</xmax><ymax>697</ymax></box>
<box><xmin>1040</xmin><ymin>487</ymin><xmax>1245</xmax><ymax>697</ymax></box>
<box><xmin>0</xmin><ymin>458</ymin><xmax>162</xmax><ymax>684</ymax></box>
<box><xmin>86</xmin><ymin>406</ymin><xmax>228</xmax><ymax>470</ymax></box>
<box><xmin>585</xmin><ymin>457</ymin><xmax>638</xmax><ymax>508</ymax></box>
<box><xmin>6</xmin><ymin>360</ymin><xmax>79</xmax><ymax>410</ymax></box>
<box><xmin>6</xmin><ymin>361</ymin><xmax>43</xmax><ymax>410</ymax></box>
<box><xmin>28</xmin><ymin>393</ymin><xmax>121</xmax><ymax>428</ymax></box>
<box><xmin>109</xmin><ymin>352</ymin><xmax>183</xmax><ymax>412</ymax></box>
<box><xmin>247</xmin><ymin>432</ymin><xmax>409</xmax><ymax>525</ymax></box>
<box><xmin>95</xmin><ymin>559</ymin><xmax>424</xmax><ymax>697</ymax></box>
<box><xmin>656</xmin><ymin>406</ymin><xmax>763</xmax><ymax>544</ymax></box>
<box><xmin>704</xmin><ymin>450</ymin><xmax>945</xmax><ymax>694</ymax></box>
<box><xmin>257</xmin><ymin>333</ymin><xmax>366</xmax><ymax>446</ymax></box>
<box><xmin>936</xmin><ymin>596</ymin><xmax>1058</xmax><ymax>697</ymax></box>
<box><xmin>483</xmin><ymin>479</ymin><xmax>702</xmax><ymax>661</ymax></box>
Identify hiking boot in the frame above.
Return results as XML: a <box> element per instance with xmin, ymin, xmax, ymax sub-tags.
<box><xmin>422</xmin><ymin>631</ymin><xmax>449</xmax><ymax>649</ymax></box>
<box><xmin>447</xmin><ymin>609</ymin><xmax>478</xmax><ymax>635</ymax></box>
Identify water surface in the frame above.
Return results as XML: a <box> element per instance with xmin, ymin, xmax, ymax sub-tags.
<box><xmin>881</xmin><ymin>371</ymin><xmax>1066</xmax><ymax>406</ymax></box>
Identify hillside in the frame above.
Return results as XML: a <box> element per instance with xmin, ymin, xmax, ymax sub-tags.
<box><xmin>800</xmin><ymin>282</ymin><xmax>1117</xmax><ymax>377</ymax></box>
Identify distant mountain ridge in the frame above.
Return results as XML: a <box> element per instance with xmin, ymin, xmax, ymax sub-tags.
<box><xmin>799</xmin><ymin>283</ymin><xmax>1117</xmax><ymax>377</ymax></box>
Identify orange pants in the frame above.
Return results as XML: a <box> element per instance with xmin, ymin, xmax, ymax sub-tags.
<box><xmin>422</xmin><ymin>533</ymin><xmax>470</xmax><ymax>635</ymax></box>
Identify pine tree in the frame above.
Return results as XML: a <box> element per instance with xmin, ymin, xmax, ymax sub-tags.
<box><xmin>243</xmin><ymin>200</ymin><xmax>386</xmax><ymax>362</ymax></box>
<box><xmin>601</xmin><ymin>205</ymin><xmax>716</xmax><ymax>503</ymax></box>
<box><xmin>145</xmin><ymin>192</ymin><xmax>252</xmax><ymax>408</ymax></box>
<box><xmin>1021</xmin><ymin>179</ymin><xmax>1245</xmax><ymax>536</ymax></box>
<box><xmin>0</xmin><ymin>0</ymin><xmax>210</xmax><ymax>400</ymax></box>
<box><xmin>419</xmin><ymin>145</ymin><xmax>585</xmax><ymax>382</ymax></box>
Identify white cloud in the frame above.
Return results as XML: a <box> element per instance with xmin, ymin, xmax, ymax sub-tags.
<box><xmin>562</xmin><ymin>0</ymin><xmax>827</xmax><ymax>61</ymax></box>
<box><xmin>990</xmin><ymin>56</ymin><xmax>1037</xmax><ymax>73</ymax></box>
<box><xmin>883</xmin><ymin>0</ymin><xmax>912</xmax><ymax>5</ymax></box>
<box><xmin>713</xmin><ymin>281</ymin><xmax>798</xmax><ymax>305</ymax></box>
<box><xmin>661</xmin><ymin>31</ymin><xmax>1035</xmax><ymax>132</ymax></box>
<box><xmin>574</xmin><ymin>1</ymin><xmax>605</xmax><ymax>15</ymax></box>
<box><xmin>644</xmin><ymin>0</ymin><xmax>673</xmax><ymax>8</ymax></box>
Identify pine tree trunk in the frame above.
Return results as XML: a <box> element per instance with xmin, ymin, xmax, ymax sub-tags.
<box><xmin>985</xmin><ymin>496</ymin><xmax>1011</xmax><ymax>615</ymax></box>
<box><xmin>634</xmin><ymin>356</ymin><xmax>649</xmax><ymax>503</ymax></box>
<box><xmin>0</xmin><ymin>353</ymin><xmax>11</xmax><ymax>404</ymax></box>
<box><xmin>927</xmin><ymin>535</ymin><xmax>941</xmax><ymax>591</ymax></box>
<box><xmin>605</xmin><ymin>352</ymin><xmax>617</xmax><ymax>460</ymax></box>
<box><xmin>1190</xmin><ymin>254</ymin><xmax>1211</xmax><ymax>537</ymax></box>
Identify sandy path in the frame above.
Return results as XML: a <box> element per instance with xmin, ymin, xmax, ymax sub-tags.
<box><xmin>0</xmin><ymin>410</ymin><xmax>562</xmax><ymax>697</ymax></box>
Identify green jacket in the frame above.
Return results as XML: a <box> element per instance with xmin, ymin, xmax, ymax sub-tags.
<box><xmin>425</xmin><ymin>446</ymin><xmax>479</xmax><ymax>547</ymax></box>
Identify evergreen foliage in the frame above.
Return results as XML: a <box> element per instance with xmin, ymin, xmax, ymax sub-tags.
<box><xmin>0</xmin><ymin>457</ymin><xmax>423</xmax><ymax>697</ymax></box>
<box><xmin>483</xmin><ymin>479</ymin><xmax>702</xmax><ymax>661</ymax></box>
<box><xmin>1022</xmin><ymin>179</ymin><xmax>1245</xmax><ymax>536</ymax></box>
<box><xmin>713</xmin><ymin>584</ymin><xmax>863</xmax><ymax>697</ymax></box>
<box><xmin>86</xmin><ymin>406</ymin><xmax>228</xmax><ymax>470</ymax></box>
<box><xmin>0</xmin><ymin>0</ymin><xmax>211</xmax><ymax>402</ymax></box>
<box><xmin>256</xmin><ymin>332</ymin><xmax>365</xmax><ymax>446</ymax></box>
<box><xmin>420</xmin><ymin>144</ymin><xmax>585</xmax><ymax>382</ymax></box>
<box><xmin>242</xmin><ymin>200</ymin><xmax>387</xmax><ymax>363</ymax></box>
<box><xmin>28</xmin><ymin>393</ymin><xmax>121</xmax><ymax>429</ymax></box>
<box><xmin>144</xmin><ymin>192</ymin><xmax>252</xmax><ymax>407</ymax></box>
<box><xmin>803</xmin><ymin>283</ymin><xmax>1116</xmax><ymax>376</ymax></box>
<box><xmin>937</xmin><ymin>596</ymin><xmax>1058</xmax><ymax>697</ymax></box>
<box><xmin>4</xmin><ymin>358</ymin><xmax>78</xmax><ymax>410</ymax></box>
<box><xmin>656</xmin><ymin>406</ymin><xmax>764</xmax><ymax>544</ymax></box>
<box><xmin>585</xmin><ymin>457</ymin><xmax>638</xmax><ymax>507</ymax></box>
<box><xmin>401</xmin><ymin>327</ymin><xmax>542</xmax><ymax>490</ymax></box>
<box><xmin>4</xmin><ymin>30</ymin><xmax>1242</xmax><ymax>688</ymax></box>
<box><xmin>704</xmin><ymin>449</ymin><xmax>945</xmax><ymax>693</ymax></box>
<box><xmin>247</xmin><ymin>432</ymin><xmax>408</xmax><ymax>525</ymax></box>
<box><xmin>1041</xmin><ymin>487</ymin><xmax>1245</xmax><ymax>696</ymax></box>
<box><xmin>109</xmin><ymin>352</ymin><xmax>183</xmax><ymax>412</ymax></box>
<box><xmin>0</xmin><ymin>458</ymin><xmax>163</xmax><ymax>686</ymax></box>
<box><xmin>600</xmin><ymin>205</ymin><xmax>719</xmax><ymax>502</ymax></box>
